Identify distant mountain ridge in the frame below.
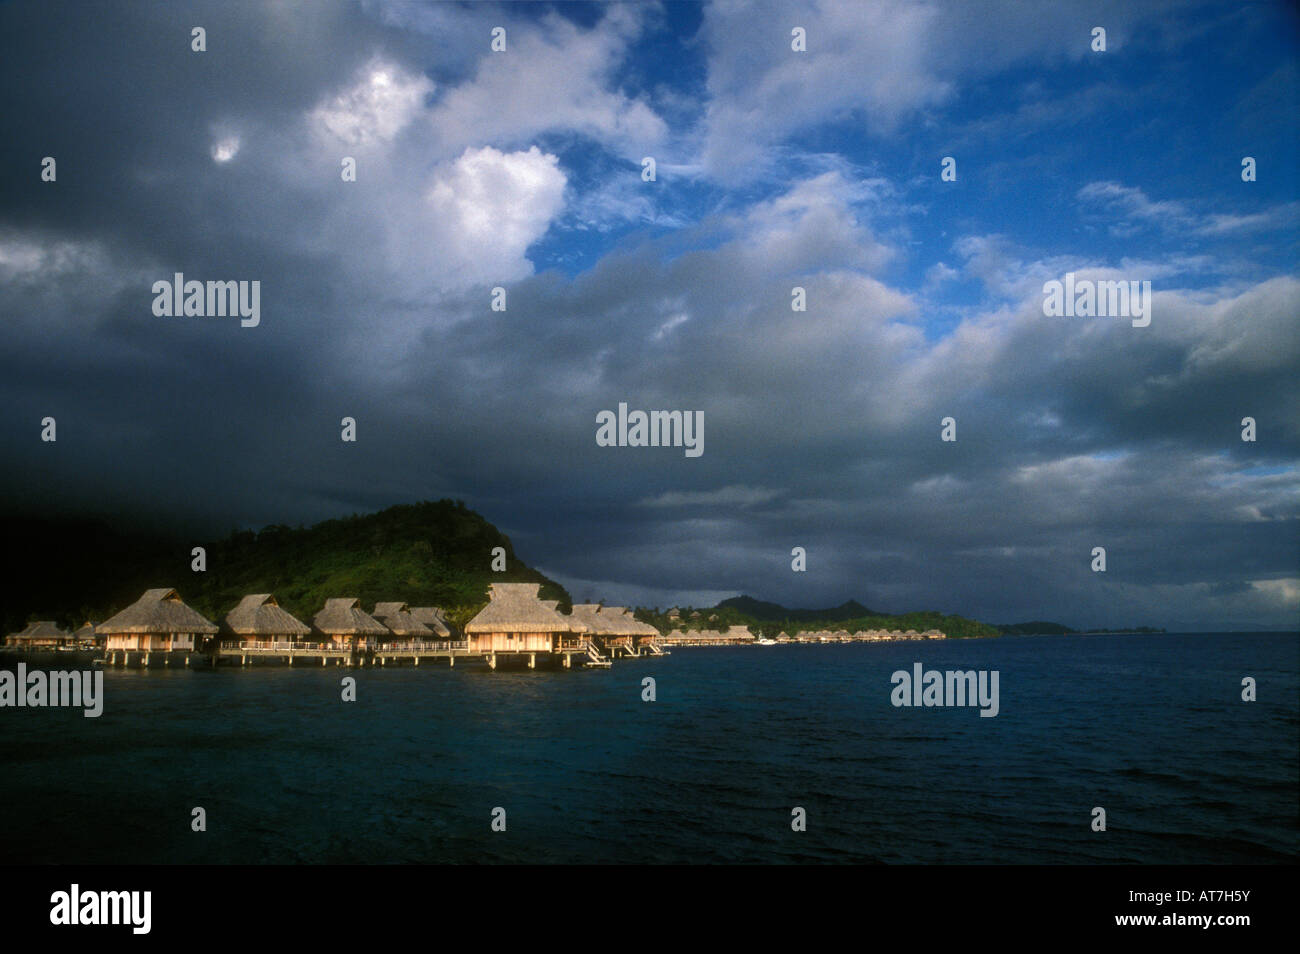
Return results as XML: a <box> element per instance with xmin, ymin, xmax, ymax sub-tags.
<box><xmin>635</xmin><ymin>594</ymin><xmax>1001</xmax><ymax>638</ymax></box>
<box><xmin>717</xmin><ymin>595</ymin><xmax>878</xmax><ymax>621</ymax></box>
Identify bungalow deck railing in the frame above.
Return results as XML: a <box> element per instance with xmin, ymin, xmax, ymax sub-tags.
<box><xmin>219</xmin><ymin>639</ymin><xmax>470</xmax><ymax>653</ymax></box>
<box><xmin>373</xmin><ymin>640</ymin><xmax>468</xmax><ymax>652</ymax></box>
<box><xmin>220</xmin><ymin>640</ymin><xmax>347</xmax><ymax>652</ymax></box>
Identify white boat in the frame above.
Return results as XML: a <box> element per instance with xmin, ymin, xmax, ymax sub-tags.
<box><xmin>755</xmin><ymin>638</ymin><xmax>777</xmax><ymax>646</ymax></box>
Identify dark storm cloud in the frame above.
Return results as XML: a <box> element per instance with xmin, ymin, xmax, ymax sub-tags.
<box><xmin>0</xmin><ymin>0</ymin><xmax>1296</xmax><ymax>631</ymax></box>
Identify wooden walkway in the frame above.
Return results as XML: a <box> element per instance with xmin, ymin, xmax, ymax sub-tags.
<box><xmin>98</xmin><ymin>645</ymin><xmax>609</xmax><ymax>670</ymax></box>
<box><xmin>36</xmin><ymin>638</ymin><xmax>669</xmax><ymax>671</ymax></box>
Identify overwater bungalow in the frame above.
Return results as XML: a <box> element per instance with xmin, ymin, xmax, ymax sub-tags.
<box><xmin>224</xmin><ymin>594</ymin><xmax>311</xmax><ymax>649</ymax></box>
<box><xmin>312</xmin><ymin>598</ymin><xmax>388</xmax><ymax>651</ymax></box>
<box><xmin>96</xmin><ymin>588</ymin><xmax>218</xmax><ymax>656</ymax></box>
<box><xmin>5</xmin><ymin>620</ymin><xmax>74</xmax><ymax>648</ymax></box>
<box><xmin>73</xmin><ymin>622</ymin><xmax>102</xmax><ymax>650</ymax></box>
<box><xmin>372</xmin><ymin>602</ymin><xmax>433</xmax><ymax>646</ymax></box>
<box><xmin>568</xmin><ymin>603</ymin><xmax>622</xmax><ymax>652</ymax></box>
<box><xmin>409</xmin><ymin>607</ymin><xmax>452</xmax><ymax>638</ymax></box>
<box><xmin>464</xmin><ymin>583</ymin><xmax>586</xmax><ymax>656</ymax></box>
<box><xmin>600</xmin><ymin>608</ymin><xmax>661</xmax><ymax>650</ymax></box>
<box><xmin>567</xmin><ymin>604</ymin><xmax>658</xmax><ymax>656</ymax></box>
<box><xmin>621</xmin><ymin>610</ymin><xmax>663</xmax><ymax>649</ymax></box>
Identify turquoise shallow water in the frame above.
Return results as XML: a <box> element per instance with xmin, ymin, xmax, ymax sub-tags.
<box><xmin>2</xmin><ymin>633</ymin><xmax>1297</xmax><ymax>864</ymax></box>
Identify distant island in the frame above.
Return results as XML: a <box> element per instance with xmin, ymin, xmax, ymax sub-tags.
<box><xmin>994</xmin><ymin>622</ymin><xmax>1166</xmax><ymax>636</ymax></box>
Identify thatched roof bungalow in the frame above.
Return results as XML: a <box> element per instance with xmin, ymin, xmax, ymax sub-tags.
<box><xmin>224</xmin><ymin>594</ymin><xmax>311</xmax><ymax>646</ymax></box>
<box><xmin>372</xmin><ymin>602</ymin><xmax>433</xmax><ymax>642</ymax></box>
<box><xmin>96</xmin><ymin>588</ymin><xmax>218</xmax><ymax>652</ymax></box>
<box><xmin>615</xmin><ymin>609</ymin><xmax>662</xmax><ymax>645</ymax></box>
<box><xmin>568</xmin><ymin>604</ymin><xmax>651</xmax><ymax>652</ymax></box>
<box><xmin>313</xmin><ymin>598</ymin><xmax>388</xmax><ymax>649</ymax></box>
<box><xmin>464</xmin><ymin>583</ymin><xmax>585</xmax><ymax>654</ymax></box>
<box><xmin>569</xmin><ymin>602</ymin><xmax>619</xmax><ymax>636</ymax></box>
<box><xmin>5</xmin><ymin>620</ymin><xmax>73</xmax><ymax>648</ymax></box>
<box><xmin>73</xmin><ymin>622</ymin><xmax>101</xmax><ymax>648</ymax></box>
<box><xmin>409</xmin><ymin>607</ymin><xmax>452</xmax><ymax>638</ymax></box>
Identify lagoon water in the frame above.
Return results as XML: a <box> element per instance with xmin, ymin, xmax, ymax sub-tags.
<box><xmin>3</xmin><ymin>633</ymin><xmax>1297</xmax><ymax>864</ymax></box>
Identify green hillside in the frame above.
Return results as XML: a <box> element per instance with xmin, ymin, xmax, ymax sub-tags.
<box><xmin>2</xmin><ymin>500</ymin><xmax>568</xmax><ymax>634</ymax></box>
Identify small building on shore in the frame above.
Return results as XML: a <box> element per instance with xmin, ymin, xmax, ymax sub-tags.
<box><xmin>372</xmin><ymin>602</ymin><xmax>433</xmax><ymax>645</ymax></box>
<box><xmin>224</xmin><ymin>594</ymin><xmax>311</xmax><ymax>648</ymax></box>
<box><xmin>5</xmin><ymin>620</ymin><xmax>74</xmax><ymax>648</ymax></box>
<box><xmin>464</xmin><ymin>583</ymin><xmax>585</xmax><ymax>654</ymax></box>
<box><xmin>96</xmin><ymin>588</ymin><xmax>218</xmax><ymax>653</ymax></box>
<box><xmin>312</xmin><ymin>598</ymin><xmax>388</xmax><ymax>650</ymax></box>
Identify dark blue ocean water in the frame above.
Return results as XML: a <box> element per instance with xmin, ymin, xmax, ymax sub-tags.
<box><xmin>3</xmin><ymin>633</ymin><xmax>1297</xmax><ymax>864</ymax></box>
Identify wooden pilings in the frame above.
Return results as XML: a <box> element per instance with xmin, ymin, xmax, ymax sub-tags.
<box><xmin>90</xmin><ymin>646</ymin><xmax>615</xmax><ymax>671</ymax></box>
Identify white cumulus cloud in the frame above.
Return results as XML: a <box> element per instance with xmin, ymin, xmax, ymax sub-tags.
<box><xmin>310</xmin><ymin>58</ymin><xmax>434</xmax><ymax>146</ymax></box>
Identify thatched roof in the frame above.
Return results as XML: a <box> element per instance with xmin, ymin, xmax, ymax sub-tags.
<box><xmin>74</xmin><ymin>622</ymin><xmax>99</xmax><ymax>641</ymax></box>
<box><xmin>465</xmin><ymin>583</ymin><xmax>584</xmax><ymax>634</ymax></box>
<box><xmin>8</xmin><ymin>620</ymin><xmax>72</xmax><ymax>640</ymax></box>
<box><xmin>609</xmin><ymin>608</ymin><xmax>659</xmax><ymax>637</ymax></box>
<box><xmin>96</xmin><ymin>589</ymin><xmax>218</xmax><ymax>635</ymax></box>
<box><xmin>312</xmin><ymin>598</ymin><xmax>388</xmax><ymax>636</ymax></box>
<box><xmin>225</xmin><ymin>594</ymin><xmax>311</xmax><ymax>636</ymax></box>
<box><xmin>408</xmin><ymin>607</ymin><xmax>451</xmax><ymax>637</ymax></box>
<box><xmin>566</xmin><ymin>604</ymin><xmax>655</xmax><ymax>637</ymax></box>
<box><xmin>372</xmin><ymin>601</ymin><xmax>433</xmax><ymax>637</ymax></box>
<box><xmin>569</xmin><ymin>603</ymin><xmax>617</xmax><ymax>635</ymax></box>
